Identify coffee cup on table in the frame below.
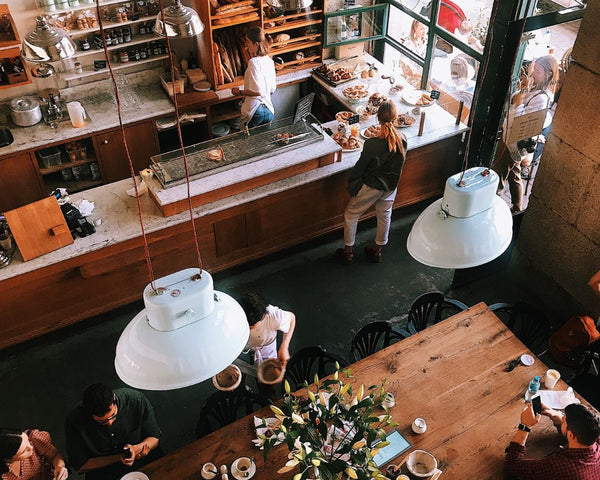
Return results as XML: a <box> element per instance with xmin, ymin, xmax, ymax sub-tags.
<box><xmin>544</xmin><ymin>369</ymin><xmax>561</xmax><ymax>389</ymax></box>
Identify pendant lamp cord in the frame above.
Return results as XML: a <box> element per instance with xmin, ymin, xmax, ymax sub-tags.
<box><xmin>157</xmin><ymin>0</ymin><xmax>204</xmax><ymax>275</ymax></box>
<box><xmin>94</xmin><ymin>0</ymin><xmax>205</xmax><ymax>292</ymax></box>
<box><xmin>95</xmin><ymin>0</ymin><xmax>157</xmax><ymax>292</ymax></box>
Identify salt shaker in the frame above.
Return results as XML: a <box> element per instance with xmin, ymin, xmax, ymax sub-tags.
<box><xmin>412</xmin><ymin>417</ymin><xmax>427</xmax><ymax>434</ymax></box>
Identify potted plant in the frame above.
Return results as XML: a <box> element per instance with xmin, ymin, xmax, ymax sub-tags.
<box><xmin>259</xmin><ymin>364</ymin><xmax>397</xmax><ymax>480</ymax></box>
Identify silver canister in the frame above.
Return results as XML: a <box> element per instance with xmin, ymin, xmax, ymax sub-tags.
<box><xmin>9</xmin><ymin>96</ymin><xmax>43</xmax><ymax>127</ymax></box>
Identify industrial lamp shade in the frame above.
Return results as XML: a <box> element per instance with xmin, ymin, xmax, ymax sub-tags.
<box><xmin>22</xmin><ymin>16</ymin><xmax>76</xmax><ymax>63</ymax></box>
<box><xmin>115</xmin><ymin>269</ymin><xmax>249</xmax><ymax>390</ymax></box>
<box><xmin>407</xmin><ymin>167</ymin><xmax>513</xmax><ymax>269</ymax></box>
<box><xmin>154</xmin><ymin>0</ymin><xmax>204</xmax><ymax>38</ymax></box>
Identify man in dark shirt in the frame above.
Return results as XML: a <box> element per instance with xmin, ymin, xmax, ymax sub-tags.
<box><xmin>65</xmin><ymin>383</ymin><xmax>163</xmax><ymax>480</ymax></box>
<box><xmin>505</xmin><ymin>402</ymin><xmax>600</xmax><ymax>479</ymax></box>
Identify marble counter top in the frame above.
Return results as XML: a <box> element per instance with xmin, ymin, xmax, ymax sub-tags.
<box><xmin>0</xmin><ymin>67</ymin><xmax>313</xmax><ymax>157</ymax></box>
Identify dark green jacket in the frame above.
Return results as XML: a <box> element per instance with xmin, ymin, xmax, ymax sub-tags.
<box><xmin>347</xmin><ymin>136</ymin><xmax>407</xmax><ymax>192</ymax></box>
<box><xmin>65</xmin><ymin>388</ymin><xmax>162</xmax><ymax>471</ymax></box>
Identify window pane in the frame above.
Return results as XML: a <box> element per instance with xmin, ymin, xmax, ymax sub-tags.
<box><xmin>383</xmin><ymin>44</ymin><xmax>424</xmax><ymax>88</ymax></box>
<box><xmin>388</xmin><ymin>6</ymin><xmax>429</xmax><ymax>58</ymax></box>
<box><xmin>436</xmin><ymin>0</ymin><xmax>492</xmax><ymax>50</ymax></box>
<box><xmin>428</xmin><ymin>36</ymin><xmax>479</xmax><ymax>121</ymax></box>
<box><xmin>392</xmin><ymin>0</ymin><xmax>431</xmax><ymax>19</ymax></box>
<box><xmin>532</xmin><ymin>0</ymin><xmax>585</xmax><ymax>16</ymax></box>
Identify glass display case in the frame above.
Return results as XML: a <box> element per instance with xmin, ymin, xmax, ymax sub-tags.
<box><xmin>150</xmin><ymin>114</ymin><xmax>324</xmax><ymax>188</ymax></box>
<box><xmin>324</xmin><ymin>4</ymin><xmax>388</xmax><ymax>48</ymax></box>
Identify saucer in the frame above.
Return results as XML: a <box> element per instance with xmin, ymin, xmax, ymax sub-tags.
<box><xmin>520</xmin><ymin>354</ymin><xmax>534</xmax><ymax>366</ymax></box>
<box><xmin>231</xmin><ymin>457</ymin><xmax>256</xmax><ymax>480</ymax></box>
<box><xmin>120</xmin><ymin>473</ymin><xmax>149</xmax><ymax>480</ymax></box>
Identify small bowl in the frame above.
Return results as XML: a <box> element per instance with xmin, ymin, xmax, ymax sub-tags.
<box><xmin>406</xmin><ymin>450</ymin><xmax>437</xmax><ymax>478</ymax></box>
<box><xmin>257</xmin><ymin>358</ymin><xmax>285</xmax><ymax>384</ymax></box>
<box><xmin>212</xmin><ymin>364</ymin><xmax>242</xmax><ymax>391</ymax></box>
<box><xmin>201</xmin><ymin>462</ymin><xmax>218</xmax><ymax>480</ymax></box>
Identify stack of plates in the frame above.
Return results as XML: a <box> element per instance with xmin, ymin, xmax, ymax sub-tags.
<box><xmin>212</xmin><ymin>123</ymin><xmax>230</xmax><ymax>137</ymax></box>
<box><xmin>193</xmin><ymin>81</ymin><xmax>212</xmax><ymax>92</ymax></box>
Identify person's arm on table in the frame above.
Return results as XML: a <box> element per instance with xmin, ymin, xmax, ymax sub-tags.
<box><xmin>504</xmin><ymin>404</ymin><xmax>544</xmax><ymax>478</ymax></box>
<box><xmin>122</xmin><ymin>437</ymin><xmax>160</xmax><ymax>466</ymax></box>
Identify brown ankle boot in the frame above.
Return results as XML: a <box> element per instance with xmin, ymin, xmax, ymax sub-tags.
<box><xmin>336</xmin><ymin>246</ymin><xmax>354</xmax><ymax>265</ymax></box>
<box><xmin>365</xmin><ymin>245</ymin><xmax>382</xmax><ymax>263</ymax></box>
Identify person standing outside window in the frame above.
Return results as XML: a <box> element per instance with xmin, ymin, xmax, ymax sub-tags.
<box><xmin>232</xmin><ymin>27</ymin><xmax>276</xmax><ymax>129</ymax></box>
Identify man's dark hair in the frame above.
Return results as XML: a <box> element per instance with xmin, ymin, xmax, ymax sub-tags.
<box><xmin>565</xmin><ymin>403</ymin><xmax>600</xmax><ymax>445</ymax></box>
<box><xmin>238</xmin><ymin>292</ymin><xmax>269</xmax><ymax>326</ymax></box>
<box><xmin>82</xmin><ymin>383</ymin><xmax>115</xmax><ymax>417</ymax></box>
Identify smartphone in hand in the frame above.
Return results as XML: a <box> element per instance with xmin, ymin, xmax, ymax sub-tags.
<box><xmin>532</xmin><ymin>395</ymin><xmax>542</xmax><ymax>415</ymax></box>
<box><xmin>122</xmin><ymin>447</ymin><xmax>133</xmax><ymax>459</ymax></box>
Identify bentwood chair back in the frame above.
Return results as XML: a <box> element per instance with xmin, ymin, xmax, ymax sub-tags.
<box><xmin>490</xmin><ymin>301</ymin><xmax>552</xmax><ymax>356</ymax></box>
<box><xmin>407</xmin><ymin>292</ymin><xmax>468</xmax><ymax>334</ymax></box>
<box><xmin>284</xmin><ymin>346</ymin><xmax>349</xmax><ymax>392</ymax></box>
<box><xmin>196</xmin><ymin>386</ymin><xmax>270</xmax><ymax>438</ymax></box>
<box><xmin>350</xmin><ymin>321</ymin><xmax>409</xmax><ymax>362</ymax></box>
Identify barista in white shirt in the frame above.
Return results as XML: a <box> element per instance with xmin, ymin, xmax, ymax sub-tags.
<box><xmin>232</xmin><ymin>27</ymin><xmax>276</xmax><ymax>129</ymax></box>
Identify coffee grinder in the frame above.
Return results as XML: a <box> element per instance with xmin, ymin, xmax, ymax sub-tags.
<box><xmin>31</xmin><ymin>63</ymin><xmax>64</xmax><ymax>127</ymax></box>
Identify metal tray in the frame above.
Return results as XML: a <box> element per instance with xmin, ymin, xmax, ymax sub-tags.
<box><xmin>312</xmin><ymin>68</ymin><xmax>357</xmax><ymax>87</ymax></box>
<box><xmin>150</xmin><ymin>114</ymin><xmax>324</xmax><ymax>188</ymax></box>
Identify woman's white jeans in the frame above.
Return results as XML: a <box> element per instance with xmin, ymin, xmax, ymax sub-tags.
<box><xmin>344</xmin><ymin>185</ymin><xmax>397</xmax><ymax>247</ymax></box>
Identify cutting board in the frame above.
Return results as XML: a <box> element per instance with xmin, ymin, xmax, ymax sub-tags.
<box><xmin>4</xmin><ymin>196</ymin><xmax>73</xmax><ymax>261</ymax></box>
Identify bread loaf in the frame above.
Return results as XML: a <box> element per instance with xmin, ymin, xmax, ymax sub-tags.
<box><xmin>214</xmin><ymin>12</ymin><xmax>259</xmax><ymax>24</ymax></box>
<box><xmin>215</xmin><ymin>0</ymin><xmax>254</xmax><ymax>13</ymax></box>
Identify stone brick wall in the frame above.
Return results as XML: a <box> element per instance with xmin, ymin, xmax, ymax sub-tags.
<box><xmin>516</xmin><ymin>0</ymin><xmax>600</xmax><ymax>316</ymax></box>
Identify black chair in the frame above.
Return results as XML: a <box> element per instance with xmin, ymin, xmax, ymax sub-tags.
<box><xmin>284</xmin><ymin>346</ymin><xmax>349</xmax><ymax>391</ymax></box>
<box><xmin>195</xmin><ymin>386</ymin><xmax>270</xmax><ymax>438</ymax></box>
<box><xmin>569</xmin><ymin>340</ymin><xmax>600</xmax><ymax>410</ymax></box>
<box><xmin>489</xmin><ymin>301</ymin><xmax>552</xmax><ymax>356</ymax></box>
<box><xmin>350</xmin><ymin>321</ymin><xmax>409</xmax><ymax>362</ymax></box>
<box><xmin>407</xmin><ymin>292</ymin><xmax>469</xmax><ymax>334</ymax></box>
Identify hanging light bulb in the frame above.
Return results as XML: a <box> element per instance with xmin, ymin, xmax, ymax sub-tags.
<box><xmin>406</xmin><ymin>167</ymin><xmax>513</xmax><ymax>269</ymax></box>
<box><xmin>154</xmin><ymin>0</ymin><xmax>205</xmax><ymax>38</ymax></box>
<box><xmin>22</xmin><ymin>16</ymin><xmax>76</xmax><ymax>63</ymax></box>
<box><xmin>115</xmin><ymin>269</ymin><xmax>249</xmax><ymax>390</ymax></box>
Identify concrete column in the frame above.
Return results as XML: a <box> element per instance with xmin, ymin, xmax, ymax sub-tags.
<box><xmin>516</xmin><ymin>0</ymin><xmax>600</xmax><ymax>315</ymax></box>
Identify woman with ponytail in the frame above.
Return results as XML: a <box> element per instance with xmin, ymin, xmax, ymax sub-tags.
<box><xmin>1</xmin><ymin>428</ymin><xmax>68</xmax><ymax>480</ymax></box>
<box><xmin>337</xmin><ymin>100</ymin><xmax>407</xmax><ymax>264</ymax></box>
<box><xmin>232</xmin><ymin>27</ymin><xmax>276</xmax><ymax>129</ymax></box>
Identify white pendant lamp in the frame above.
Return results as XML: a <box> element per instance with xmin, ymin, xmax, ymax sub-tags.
<box><xmin>21</xmin><ymin>16</ymin><xmax>76</xmax><ymax>63</ymax></box>
<box><xmin>154</xmin><ymin>0</ymin><xmax>204</xmax><ymax>38</ymax></box>
<box><xmin>407</xmin><ymin>167</ymin><xmax>513</xmax><ymax>269</ymax></box>
<box><xmin>115</xmin><ymin>269</ymin><xmax>249</xmax><ymax>390</ymax></box>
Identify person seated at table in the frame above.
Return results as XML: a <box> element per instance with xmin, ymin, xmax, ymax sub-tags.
<box><xmin>454</xmin><ymin>20</ymin><xmax>483</xmax><ymax>53</ymax></box>
<box><xmin>504</xmin><ymin>402</ymin><xmax>600</xmax><ymax>479</ymax></box>
<box><xmin>65</xmin><ymin>384</ymin><xmax>163</xmax><ymax>480</ymax></box>
<box><xmin>1</xmin><ymin>428</ymin><xmax>68</xmax><ymax>480</ymax></box>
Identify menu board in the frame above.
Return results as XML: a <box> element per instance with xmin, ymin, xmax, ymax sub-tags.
<box><xmin>293</xmin><ymin>92</ymin><xmax>316</xmax><ymax>124</ymax></box>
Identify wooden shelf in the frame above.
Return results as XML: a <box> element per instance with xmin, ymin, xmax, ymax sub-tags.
<box><xmin>58</xmin><ymin>14</ymin><xmax>158</xmax><ymax>37</ymax></box>
<box><xmin>71</xmin><ymin>33</ymin><xmax>162</xmax><ymax>58</ymax></box>
<box><xmin>264</xmin><ymin>18</ymin><xmax>322</xmax><ymax>35</ymax></box>
<box><xmin>271</xmin><ymin>40</ymin><xmax>321</xmax><ymax>56</ymax></box>
<box><xmin>45</xmin><ymin>178</ymin><xmax>103</xmax><ymax>194</ymax></box>
<box><xmin>211</xmin><ymin>107</ymin><xmax>241</xmax><ymax>123</ymax></box>
<box><xmin>37</xmin><ymin>0</ymin><xmax>130</xmax><ymax>15</ymax></box>
<box><xmin>267</xmin><ymin>8</ymin><xmax>323</xmax><ymax>22</ymax></box>
<box><xmin>211</xmin><ymin>15</ymin><xmax>260</xmax><ymax>30</ymax></box>
<box><xmin>61</xmin><ymin>54</ymin><xmax>168</xmax><ymax>81</ymax></box>
<box><xmin>39</xmin><ymin>156</ymin><xmax>98</xmax><ymax>175</ymax></box>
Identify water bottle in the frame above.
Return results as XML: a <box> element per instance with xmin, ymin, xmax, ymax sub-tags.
<box><xmin>543</xmin><ymin>29</ymin><xmax>551</xmax><ymax>47</ymax></box>
<box><xmin>525</xmin><ymin>376</ymin><xmax>540</xmax><ymax>401</ymax></box>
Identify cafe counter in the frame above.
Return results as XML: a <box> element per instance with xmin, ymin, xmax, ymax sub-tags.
<box><xmin>0</xmin><ymin>85</ymin><xmax>467</xmax><ymax>351</ymax></box>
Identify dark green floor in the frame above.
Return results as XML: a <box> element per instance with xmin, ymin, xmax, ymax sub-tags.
<box><xmin>0</xmin><ymin>208</ymin><xmax>571</xmax><ymax>476</ymax></box>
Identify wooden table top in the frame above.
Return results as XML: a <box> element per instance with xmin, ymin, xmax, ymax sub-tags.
<box><xmin>141</xmin><ymin>302</ymin><xmax>580</xmax><ymax>480</ymax></box>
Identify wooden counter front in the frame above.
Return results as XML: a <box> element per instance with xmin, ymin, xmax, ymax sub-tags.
<box><xmin>0</xmin><ymin>133</ymin><xmax>461</xmax><ymax>350</ymax></box>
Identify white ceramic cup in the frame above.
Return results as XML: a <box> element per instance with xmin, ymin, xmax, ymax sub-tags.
<box><xmin>544</xmin><ymin>369</ymin><xmax>561</xmax><ymax>389</ymax></box>
<box><xmin>382</xmin><ymin>392</ymin><xmax>395</xmax><ymax>409</ymax></box>
<box><xmin>235</xmin><ymin>457</ymin><xmax>253</xmax><ymax>474</ymax></box>
<box><xmin>201</xmin><ymin>462</ymin><xmax>217</xmax><ymax>480</ymax></box>
<box><xmin>412</xmin><ymin>417</ymin><xmax>427</xmax><ymax>434</ymax></box>
<box><xmin>66</xmin><ymin>101</ymin><xmax>86</xmax><ymax>128</ymax></box>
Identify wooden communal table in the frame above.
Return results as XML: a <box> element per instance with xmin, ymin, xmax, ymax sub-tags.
<box><xmin>142</xmin><ymin>303</ymin><xmax>578</xmax><ymax>479</ymax></box>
